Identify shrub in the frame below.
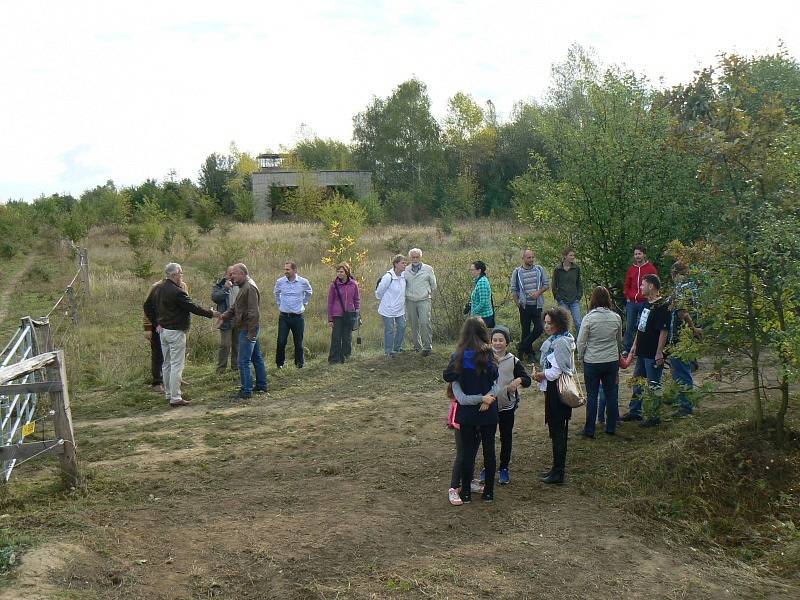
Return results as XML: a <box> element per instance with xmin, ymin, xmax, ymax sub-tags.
<box><xmin>383</xmin><ymin>189</ymin><xmax>417</xmax><ymax>223</ymax></box>
<box><xmin>318</xmin><ymin>194</ymin><xmax>367</xmax><ymax>241</ymax></box>
<box><xmin>193</xmin><ymin>194</ymin><xmax>218</xmax><ymax>233</ymax></box>
<box><xmin>356</xmin><ymin>192</ymin><xmax>384</xmax><ymax>225</ymax></box>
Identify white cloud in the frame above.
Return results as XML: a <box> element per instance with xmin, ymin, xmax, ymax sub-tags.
<box><xmin>0</xmin><ymin>0</ymin><xmax>797</xmax><ymax>200</ymax></box>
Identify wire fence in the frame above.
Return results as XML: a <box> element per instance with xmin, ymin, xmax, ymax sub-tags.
<box><xmin>0</xmin><ymin>246</ymin><xmax>88</xmax><ymax>483</ymax></box>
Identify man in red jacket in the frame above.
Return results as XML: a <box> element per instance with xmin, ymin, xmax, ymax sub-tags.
<box><xmin>623</xmin><ymin>245</ymin><xmax>658</xmax><ymax>355</ymax></box>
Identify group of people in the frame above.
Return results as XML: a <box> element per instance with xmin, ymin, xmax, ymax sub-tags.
<box><xmin>141</xmin><ymin>244</ymin><xmax>701</xmax><ymax>505</ymax></box>
<box><xmin>443</xmin><ymin>246</ymin><xmax>702</xmax><ymax>505</ymax></box>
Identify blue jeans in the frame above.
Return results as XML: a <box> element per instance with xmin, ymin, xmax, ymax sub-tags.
<box><xmin>629</xmin><ymin>356</ymin><xmax>664</xmax><ymax>418</ymax></box>
<box><xmin>583</xmin><ymin>361</ymin><xmax>619</xmax><ymax>435</ymax></box>
<box><xmin>670</xmin><ymin>357</ymin><xmax>694</xmax><ymax>413</ymax></box>
<box><xmin>382</xmin><ymin>315</ymin><xmax>406</xmax><ymax>355</ymax></box>
<box><xmin>558</xmin><ymin>300</ymin><xmax>582</xmax><ymax>337</ymax></box>
<box><xmin>238</xmin><ymin>329</ymin><xmax>267</xmax><ymax>395</ymax></box>
<box><xmin>624</xmin><ymin>301</ymin><xmax>645</xmax><ymax>353</ymax></box>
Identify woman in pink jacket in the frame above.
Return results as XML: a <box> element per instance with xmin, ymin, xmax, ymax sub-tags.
<box><xmin>327</xmin><ymin>262</ymin><xmax>361</xmax><ymax>364</ymax></box>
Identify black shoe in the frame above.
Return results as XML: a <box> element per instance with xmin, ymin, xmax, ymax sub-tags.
<box><xmin>538</xmin><ymin>469</ymin><xmax>553</xmax><ymax>481</ymax></box>
<box><xmin>604</xmin><ymin>430</ymin><xmax>616</xmax><ymax>436</ymax></box>
<box><xmin>460</xmin><ymin>493</ymin><xmax>472</xmax><ymax>504</ymax></box>
<box><xmin>620</xmin><ymin>413</ymin><xmax>642</xmax><ymax>422</ymax></box>
<box><xmin>230</xmin><ymin>391</ymin><xmax>252</xmax><ymax>400</ymax></box>
<box><xmin>254</xmin><ymin>387</ymin><xmax>268</xmax><ymax>394</ymax></box>
<box><xmin>671</xmin><ymin>409</ymin><xmax>692</xmax><ymax>419</ymax></box>
<box><xmin>421</xmin><ymin>350</ymin><xmax>432</xmax><ymax>357</ymax></box>
<box><xmin>578</xmin><ymin>431</ymin><xmax>595</xmax><ymax>439</ymax></box>
<box><xmin>296</xmin><ymin>364</ymin><xmax>304</xmax><ymax>369</ymax></box>
<box><xmin>481</xmin><ymin>492</ymin><xmax>494</xmax><ymax>502</ymax></box>
<box><xmin>541</xmin><ymin>472</ymin><xmax>564</xmax><ymax>485</ymax></box>
<box><xmin>640</xmin><ymin>418</ymin><xmax>661</xmax><ymax>428</ymax></box>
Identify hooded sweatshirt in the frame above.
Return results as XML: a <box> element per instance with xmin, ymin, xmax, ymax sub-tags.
<box><xmin>624</xmin><ymin>261</ymin><xmax>658</xmax><ymax>303</ymax></box>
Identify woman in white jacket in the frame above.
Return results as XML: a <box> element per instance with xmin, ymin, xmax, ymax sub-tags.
<box><xmin>376</xmin><ymin>254</ymin><xmax>407</xmax><ymax>357</ymax></box>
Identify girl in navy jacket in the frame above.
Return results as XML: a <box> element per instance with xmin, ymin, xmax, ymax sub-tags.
<box><xmin>443</xmin><ymin>317</ymin><xmax>498</xmax><ymax>503</ymax></box>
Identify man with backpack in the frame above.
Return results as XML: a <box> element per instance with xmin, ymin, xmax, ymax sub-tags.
<box><xmin>510</xmin><ymin>249</ymin><xmax>549</xmax><ymax>363</ymax></box>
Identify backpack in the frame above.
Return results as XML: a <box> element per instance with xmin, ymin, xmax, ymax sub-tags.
<box><xmin>376</xmin><ymin>271</ymin><xmax>391</xmax><ymax>290</ymax></box>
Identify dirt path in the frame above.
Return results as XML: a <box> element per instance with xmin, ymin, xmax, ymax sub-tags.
<box><xmin>0</xmin><ymin>254</ymin><xmax>35</xmax><ymax>324</ymax></box>
<box><xmin>4</xmin><ymin>353</ymin><xmax>797</xmax><ymax>599</ymax></box>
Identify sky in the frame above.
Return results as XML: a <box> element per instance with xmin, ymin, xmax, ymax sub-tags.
<box><xmin>1</xmin><ymin>0</ymin><xmax>797</xmax><ymax>202</ymax></box>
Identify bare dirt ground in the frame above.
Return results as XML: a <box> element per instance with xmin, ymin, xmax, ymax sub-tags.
<box><xmin>3</xmin><ymin>352</ymin><xmax>797</xmax><ymax>600</ymax></box>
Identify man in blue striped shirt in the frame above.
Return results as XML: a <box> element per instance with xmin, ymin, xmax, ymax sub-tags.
<box><xmin>273</xmin><ymin>261</ymin><xmax>313</xmax><ymax>368</ymax></box>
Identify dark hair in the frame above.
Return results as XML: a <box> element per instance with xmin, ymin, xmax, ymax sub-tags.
<box><xmin>671</xmin><ymin>261</ymin><xmax>689</xmax><ymax>275</ymax></box>
<box><xmin>471</xmin><ymin>260</ymin><xmax>487</xmax><ymax>276</ymax></box>
<box><xmin>562</xmin><ymin>247</ymin><xmax>575</xmax><ymax>257</ymax></box>
<box><xmin>454</xmin><ymin>317</ymin><xmax>495</xmax><ymax>375</ymax></box>
<box><xmin>589</xmin><ymin>286</ymin><xmax>612</xmax><ymax>310</ymax></box>
<box><xmin>543</xmin><ymin>306</ymin><xmax>571</xmax><ymax>334</ymax></box>
<box><xmin>633</xmin><ymin>244</ymin><xmax>646</xmax><ymax>254</ymax></box>
<box><xmin>643</xmin><ymin>274</ymin><xmax>661</xmax><ymax>289</ymax></box>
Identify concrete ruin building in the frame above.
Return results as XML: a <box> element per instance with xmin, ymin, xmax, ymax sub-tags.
<box><xmin>251</xmin><ymin>154</ymin><xmax>373</xmax><ymax>221</ymax></box>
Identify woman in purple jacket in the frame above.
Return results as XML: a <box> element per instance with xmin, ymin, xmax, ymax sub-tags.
<box><xmin>327</xmin><ymin>262</ymin><xmax>361</xmax><ymax>364</ymax></box>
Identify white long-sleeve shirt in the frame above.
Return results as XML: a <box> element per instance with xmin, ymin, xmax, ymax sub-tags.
<box><xmin>538</xmin><ymin>353</ymin><xmax>563</xmax><ymax>391</ymax></box>
<box><xmin>376</xmin><ymin>270</ymin><xmax>406</xmax><ymax>317</ymax></box>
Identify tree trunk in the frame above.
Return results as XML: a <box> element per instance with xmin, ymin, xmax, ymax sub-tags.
<box><xmin>742</xmin><ymin>257</ymin><xmax>763</xmax><ymax>431</ymax></box>
<box><xmin>773</xmin><ymin>288</ymin><xmax>790</xmax><ymax>446</ymax></box>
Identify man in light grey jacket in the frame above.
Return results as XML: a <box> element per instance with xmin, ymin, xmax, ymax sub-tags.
<box><xmin>404</xmin><ymin>248</ymin><xmax>437</xmax><ymax>356</ymax></box>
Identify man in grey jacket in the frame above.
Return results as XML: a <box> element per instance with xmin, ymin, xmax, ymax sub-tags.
<box><xmin>404</xmin><ymin>248</ymin><xmax>437</xmax><ymax>356</ymax></box>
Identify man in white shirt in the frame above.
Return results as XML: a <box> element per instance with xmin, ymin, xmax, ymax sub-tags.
<box><xmin>273</xmin><ymin>261</ymin><xmax>313</xmax><ymax>368</ymax></box>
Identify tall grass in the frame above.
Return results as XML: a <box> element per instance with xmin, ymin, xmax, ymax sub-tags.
<box><xmin>41</xmin><ymin>219</ymin><xmax>532</xmax><ymax>393</ymax></box>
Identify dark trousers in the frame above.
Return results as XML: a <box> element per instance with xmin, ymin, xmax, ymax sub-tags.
<box><xmin>150</xmin><ymin>330</ymin><xmax>163</xmax><ymax>385</ymax></box>
<box><xmin>277</xmin><ymin>313</ymin><xmax>305</xmax><ymax>367</ymax></box>
<box><xmin>547</xmin><ymin>418</ymin><xmax>569</xmax><ymax>477</ymax></box>
<box><xmin>518</xmin><ymin>305</ymin><xmax>543</xmax><ymax>359</ymax></box>
<box><xmin>498</xmin><ymin>409</ymin><xmax>515</xmax><ymax>470</ymax></box>
<box><xmin>328</xmin><ymin>315</ymin><xmax>353</xmax><ymax>364</ymax></box>
<box><xmin>583</xmin><ymin>361</ymin><xmax>619</xmax><ymax>435</ymax></box>
<box><xmin>461</xmin><ymin>423</ymin><xmax>497</xmax><ymax>496</ymax></box>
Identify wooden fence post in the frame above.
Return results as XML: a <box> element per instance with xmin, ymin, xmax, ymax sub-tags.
<box><xmin>49</xmin><ymin>350</ymin><xmax>78</xmax><ymax>486</ymax></box>
<box><xmin>78</xmin><ymin>248</ymin><xmax>90</xmax><ymax>297</ymax></box>
<box><xmin>66</xmin><ymin>287</ymin><xmax>79</xmax><ymax>326</ymax></box>
<box><xmin>35</xmin><ymin>318</ymin><xmax>54</xmax><ymax>353</ymax></box>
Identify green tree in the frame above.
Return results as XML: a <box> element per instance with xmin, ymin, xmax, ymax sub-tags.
<box><xmin>666</xmin><ymin>51</ymin><xmax>800</xmax><ymax>441</ymax></box>
<box><xmin>353</xmin><ymin>78</ymin><xmax>445</xmax><ymax>206</ymax></box>
<box><xmin>199</xmin><ymin>153</ymin><xmax>235</xmax><ymax>214</ymax></box>
<box><xmin>512</xmin><ymin>59</ymin><xmax>708</xmax><ymax>298</ymax></box>
<box><xmin>293</xmin><ymin>138</ymin><xmax>353</xmax><ymax>170</ymax></box>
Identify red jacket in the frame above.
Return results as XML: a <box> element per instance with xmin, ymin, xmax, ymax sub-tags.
<box><xmin>624</xmin><ymin>261</ymin><xmax>658</xmax><ymax>303</ymax></box>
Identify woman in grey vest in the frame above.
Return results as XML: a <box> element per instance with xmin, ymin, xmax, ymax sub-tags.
<box><xmin>533</xmin><ymin>307</ymin><xmax>575</xmax><ymax>485</ymax></box>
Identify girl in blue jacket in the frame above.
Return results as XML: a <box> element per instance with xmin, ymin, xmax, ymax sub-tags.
<box><xmin>443</xmin><ymin>317</ymin><xmax>498</xmax><ymax>502</ymax></box>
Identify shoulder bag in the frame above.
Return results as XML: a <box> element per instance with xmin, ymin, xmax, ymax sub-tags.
<box><xmin>334</xmin><ymin>281</ymin><xmax>361</xmax><ymax>331</ymax></box>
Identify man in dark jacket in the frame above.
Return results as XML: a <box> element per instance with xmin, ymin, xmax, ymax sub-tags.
<box><xmin>144</xmin><ymin>262</ymin><xmax>217</xmax><ymax>407</ymax></box>
<box><xmin>220</xmin><ymin>263</ymin><xmax>267</xmax><ymax>399</ymax></box>
<box><xmin>211</xmin><ymin>266</ymin><xmax>239</xmax><ymax>374</ymax></box>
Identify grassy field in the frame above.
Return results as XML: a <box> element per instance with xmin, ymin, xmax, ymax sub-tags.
<box><xmin>0</xmin><ymin>220</ymin><xmax>797</xmax><ymax>599</ymax></box>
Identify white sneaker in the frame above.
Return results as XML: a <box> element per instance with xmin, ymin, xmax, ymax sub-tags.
<box><xmin>448</xmin><ymin>488</ymin><xmax>463</xmax><ymax>506</ymax></box>
<box><xmin>470</xmin><ymin>480</ymin><xmax>484</xmax><ymax>493</ymax></box>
